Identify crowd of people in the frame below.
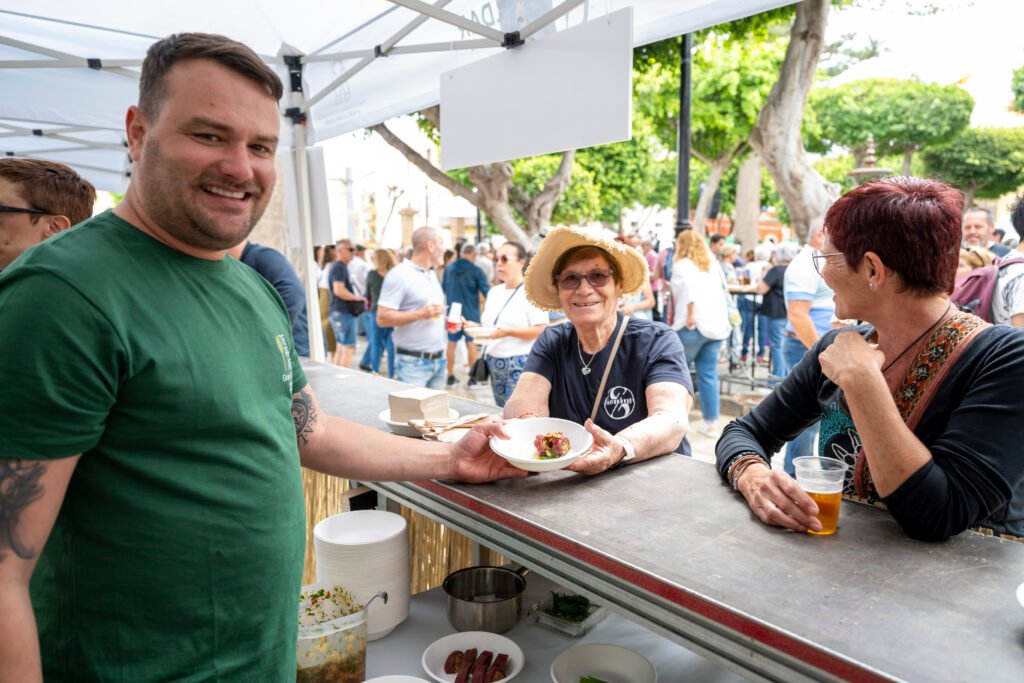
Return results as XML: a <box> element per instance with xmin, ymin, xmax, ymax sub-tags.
<box><xmin>2</xmin><ymin>29</ymin><xmax>1023</xmax><ymax>683</ymax></box>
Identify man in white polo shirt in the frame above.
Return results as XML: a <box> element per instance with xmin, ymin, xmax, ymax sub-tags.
<box><xmin>377</xmin><ymin>226</ymin><xmax>448</xmax><ymax>388</ymax></box>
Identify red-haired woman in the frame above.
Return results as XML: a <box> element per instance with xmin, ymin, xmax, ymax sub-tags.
<box><xmin>716</xmin><ymin>177</ymin><xmax>1024</xmax><ymax>541</ymax></box>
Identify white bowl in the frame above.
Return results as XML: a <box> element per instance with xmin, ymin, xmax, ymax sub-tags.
<box><xmin>379</xmin><ymin>408</ymin><xmax>459</xmax><ymax>437</ymax></box>
<box><xmin>421</xmin><ymin>631</ymin><xmax>523</xmax><ymax>683</ymax></box>
<box><xmin>550</xmin><ymin>644</ymin><xmax>657</xmax><ymax>683</ymax></box>
<box><xmin>489</xmin><ymin>417</ymin><xmax>593</xmax><ymax>473</ymax></box>
<box><xmin>464</xmin><ymin>325</ymin><xmax>497</xmax><ymax>340</ymax></box>
<box><xmin>365</xmin><ymin>677</ymin><xmax>431</xmax><ymax>683</ymax></box>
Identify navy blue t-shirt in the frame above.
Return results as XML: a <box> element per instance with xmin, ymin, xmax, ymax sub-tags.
<box><xmin>524</xmin><ymin>313</ymin><xmax>693</xmax><ymax>454</ymax></box>
<box><xmin>239</xmin><ymin>242</ymin><xmax>310</xmax><ymax>357</ymax></box>
<box><xmin>328</xmin><ymin>261</ymin><xmax>363</xmax><ymax>317</ymax></box>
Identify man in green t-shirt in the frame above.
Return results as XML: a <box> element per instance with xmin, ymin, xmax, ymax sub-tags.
<box><xmin>0</xmin><ymin>33</ymin><xmax>525</xmax><ymax>683</ymax></box>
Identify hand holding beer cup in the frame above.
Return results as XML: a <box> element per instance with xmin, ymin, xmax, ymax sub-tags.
<box><xmin>421</xmin><ymin>302</ymin><xmax>446</xmax><ymax>320</ymax></box>
<box><xmin>792</xmin><ymin>456</ymin><xmax>849</xmax><ymax>535</ymax></box>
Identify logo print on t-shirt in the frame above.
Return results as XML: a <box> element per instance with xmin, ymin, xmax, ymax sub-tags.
<box><xmin>276</xmin><ymin>334</ymin><xmax>294</xmax><ymax>387</ymax></box>
<box><xmin>603</xmin><ymin>386</ymin><xmax>635</xmax><ymax>420</ymax></box>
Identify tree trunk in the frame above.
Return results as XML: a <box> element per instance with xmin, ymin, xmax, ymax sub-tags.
<box><xmin>902</xmin><ymin>145</ymin><xmax>914</xmax><ymax>176</ymax></box>
<box><xmin>371</xmin><ymin>106</ymin><xmax>571</xmax><ymax>244</ymax></box>
<box><xmin>732</xmin><ymin>152</ymin><xmax>762</xmax><ymax>250</ymax></box>
<box><xmin>962</xmin><ymin>186</ymin><xmax>976</xmax><ymax>208</ymax></box>
<box><xmin>693</xmin><ymin>155</ymin><xmax>730</xmax><ymax>233</ymax></box>
<box><xmin>748</xmin><ymin>0</ymin><xmax>839</xmax><ymax>243</ymax></box>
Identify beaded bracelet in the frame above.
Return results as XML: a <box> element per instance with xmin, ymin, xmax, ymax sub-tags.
<box><xmin>727</xmin><ymin>453</ymin><xmax>769</xmax><ymax>491</ymax></box>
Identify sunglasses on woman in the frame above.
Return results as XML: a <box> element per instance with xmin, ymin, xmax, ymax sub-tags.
<box><xmin>497</xmin><ymin>255</ymin><xmax>520</xmax><ymax>264</ymax></box>
<box><xmin>555</xmin><ymin>268</ymin><xmax>614</xmax><ymax>290</ymax></box>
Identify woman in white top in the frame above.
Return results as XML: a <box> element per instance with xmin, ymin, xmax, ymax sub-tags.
<box><xmin>671</xmin><ymin>230</ymin><xmax>731</xmax><ymax>438</ymax></box>
<box><xmin>477</xmin><ymin>241</ymin><xmax>549</xmax><ymax>406</ymax></box>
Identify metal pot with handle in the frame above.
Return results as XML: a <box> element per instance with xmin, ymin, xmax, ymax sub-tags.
<box><xmin>443</xmin><ymin>566</ymin><xmax>529</xmax><ymax>634</ymax></box>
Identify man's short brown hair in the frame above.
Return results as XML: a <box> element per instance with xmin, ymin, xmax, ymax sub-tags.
<box><xmin>139</xmin><ymin>33</ymin><xmax>283</xmax><ymax>115</ymax></box>
<box><xmin>0</xmin><ymin>158</ymin><xmax>96</xmax><ymax>226</ymax></box>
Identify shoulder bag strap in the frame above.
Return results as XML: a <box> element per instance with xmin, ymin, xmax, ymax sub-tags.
<box><xmin>479</xmin><ymin>284</ymin><xmax>523</xmax><ymax>360</ymax></box>
<box><xmin>590</xmin><ymin>316</ymin><xmax>630</xmax><ymax>422</ymax></box>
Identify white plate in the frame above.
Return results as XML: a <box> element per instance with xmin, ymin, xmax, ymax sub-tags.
<box><xmin>379</xmin><ymin>408</ymin><xmax>459</xmax><ymax>437</ymax></box>
<box><xmin>365</xmin><ymin>676</ymin><xmax>431</xmax><ymax>683</ymax></box>
<box><xmin>489</xmin><ymin>417</ymin><xmax>593</xmax><ymax>472</ymax></box>
<box><xmin>421</xmin><ymin>631</ymin><xmax>524</xmax><ymax>683</ymax></box>
<box><xmin>550</xmin><ymin>644</ymin><xmax>657</xmax><ymax>683</ymax></box>
<box><xmin>1017</xmin><ymin>582</ymin><xmax>1024</xmax><ymax>608</ymax></box>
<box><xmin>464</xmin><ymin>325</ymin><xmax>497</xmax><ymax>340</ymax></box>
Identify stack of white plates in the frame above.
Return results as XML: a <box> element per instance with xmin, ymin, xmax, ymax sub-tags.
<box><xmin>314</xmin><ymin>510</ymin><xmax>411</xmax><ymax>640</ymax></box>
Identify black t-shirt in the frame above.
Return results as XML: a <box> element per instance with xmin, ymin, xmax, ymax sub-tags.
<box><xmin>524</xmin><ymin>313</ymin><xmax>693</xmax><ymax>455</ymax></box>
<box><xmin>328</xmin><ymin>261</ymin><xmax>363</xmax><ymax>316</ymax></box>
<box><xmin>760</xmin><ymin>264</ymin><xmax>787</xmax><ymax>319</ymax></box>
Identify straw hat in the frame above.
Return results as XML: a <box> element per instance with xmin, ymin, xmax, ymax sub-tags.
<box><xmin>524</xmin><ymin>226</ymin><xmax>649</xmax><ymax>311</ymax></box>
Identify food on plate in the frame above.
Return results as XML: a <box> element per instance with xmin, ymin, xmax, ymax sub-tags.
<box><xmin>471</xmin><ymin>650</ymin><xmax>493</xmax><ymax>681</ymax></box>
<box><xmin>442</xmin><ymin>648</ymin><xmax>511</xmax><ymax>682</ymax></box>
<box><xmin>578</xmin><ymin>677</ymin><xmax>609</xmax><ymax>683</ymax></box>
<box><xmin>455</xmin><ymin>647</ymin><xmax>477</xmax><ymax>683</ymax></box>
<box><xmin>546</xmin><ymin>593</ymin><xmax>592</xmax><ymax>623</ymax></box>
<box><xmin>388</xmin><ymin>387</ymin><xmax>450</xmax><ymax>422</ymax></box>
<box><xmin>443</xmin><ymin>650</ymin><xmax>464</xmax><ymax>674</ymax></box>
<box><xmin>534</xmin><ymin>431</ymin><xmax>571</xmax><ymax>460</ymax></box>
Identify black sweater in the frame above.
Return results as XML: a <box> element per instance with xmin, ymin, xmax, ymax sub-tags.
<box><xmin>716</xmin><ymin>324</ymin><xmax>1024</xmax><ymax>541</ymax></box>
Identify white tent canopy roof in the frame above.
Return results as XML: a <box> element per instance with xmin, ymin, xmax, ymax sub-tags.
<box><xmin>0</xmin><ymin>0</ymin><xmax>792</xmax><ymax>192</ymax></box>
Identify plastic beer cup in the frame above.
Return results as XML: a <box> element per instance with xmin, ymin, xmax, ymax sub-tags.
<box><xmin>793</xmin><ymin>456</ymin><xmax>849</xmax><ymax>535</ymax></box>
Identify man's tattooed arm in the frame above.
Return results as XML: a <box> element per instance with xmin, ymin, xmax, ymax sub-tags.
<box><xmin>0</xmin><ymin>459</ymin><xmax>46</xmax><ymax>564</ymax></box>
<box><xmin>291</xmin><ymin>387</ymin><xmax>319</xmax><ymax>446</ymax></box>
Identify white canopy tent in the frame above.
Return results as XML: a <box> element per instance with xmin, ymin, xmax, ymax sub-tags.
<box><xmin>0</xmin><ymin>0</ymin><xmax>793</xmax><ymax>359</ymax></box>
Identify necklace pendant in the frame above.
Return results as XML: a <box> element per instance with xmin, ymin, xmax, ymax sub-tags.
<box><xmin>581</xmin><ymin>367</ymin><xmax>592</xmax><ymax>376</ymax></box>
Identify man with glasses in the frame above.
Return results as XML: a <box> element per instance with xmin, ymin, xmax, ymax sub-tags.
<box><xmin>0</xmin><ymin>158</ymin><xmax>96</xmax><ymax>272</ymax></box>
<box><xmin>377</xmin><ymin>226</ymin><xmax>448</xmax><ymax>388</ymax></box>
<box><xmin>781</xmin><ymin>220</ymin><xmax>836</xmax><ymax>474</ymax></box>
<box><xmin>328</xmin><ymin>238</ymin><xmax>367</xmax><ymax>367</ymax></box>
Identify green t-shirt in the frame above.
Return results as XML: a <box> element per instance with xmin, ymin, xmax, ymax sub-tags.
<box><xmin>0</xmin><ymin>211</ymin><xmax>308</xmax><ymax>681</ymax></box>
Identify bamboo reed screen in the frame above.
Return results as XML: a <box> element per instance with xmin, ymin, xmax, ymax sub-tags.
<box><xmin>301</xmin><ymin>469</ymin><xmax>500</xmax><ymax>593</ymax></box>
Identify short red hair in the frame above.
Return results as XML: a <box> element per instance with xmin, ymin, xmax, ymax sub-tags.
<box><xmin>825</xmin><ymin>177</ymin><xmax>962</xmax><ymax>295</ymax></box>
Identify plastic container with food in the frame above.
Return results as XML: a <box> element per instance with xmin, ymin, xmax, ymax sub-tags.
<box><xmin>529</xmin><ymin>590</ymin><xmax>607</xmax><ymax>637</ymax></box>
<box><xmin>296</xmin><ymin>582</ymin><xmax>387</xmax><ymax>683</ymax></box>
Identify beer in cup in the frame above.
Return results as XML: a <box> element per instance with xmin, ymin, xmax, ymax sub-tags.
<box><xmin>793</xmin><ymin>456</ymin><xmax>849</xmax><ymax>535</ymax></box>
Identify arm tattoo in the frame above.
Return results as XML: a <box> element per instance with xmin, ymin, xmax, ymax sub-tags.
<box><xmin>291</xmin><ymin>388</ymin><xmax>318</xmax><ymax>446</ymax></box>
<box><xmin>0</xmin><ymin>459</ymin><xmax>46</xmax><ymax>563</ymax></box>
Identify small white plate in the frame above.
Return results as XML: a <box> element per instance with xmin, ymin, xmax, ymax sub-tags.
<box><xmin>550</xmin><ymin>643</ymin><xmax>657</xmax><ymax>683</ymax></box>
<box><xmin>379</xmin><ymin>408</ymin><xmax>459</xmax><ymax>438</ymax></box>
<box><xmin>464</xmin><ymin>325</ymin><xmax>497</xmax><ymax>340</ymax></box>
<box><xmin>1016</xmin><ymin>582</ymin><xmax>1024</xmax><ymax>608</ymax></box>
<box><xmin>365</xmin><ymin>677</ymin><xmax>431</xmax><ymax>683</ymax></box>
<box><xmin>489</xmin><ymin>417</ymin><xmax>593</xmax><ymax>472</ymax></box>
<box><xmin>421</xmin><ymin>631</ymin><xmax>523</xmax><ymax>683</ymax></box>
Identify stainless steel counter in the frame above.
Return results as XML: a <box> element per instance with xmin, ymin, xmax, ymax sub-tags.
<box><xmin>305</xmin><ymin>361</ymin><xmax>1024</xmax><ymax>683</ymax></box>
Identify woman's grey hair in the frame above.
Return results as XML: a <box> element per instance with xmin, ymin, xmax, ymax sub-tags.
<box><xmin>773</xmin><ymin>242</ymin><xmax>802</xmax><ymax>265</ymax></box>
<box><xmin>754</xmin><ymin>243</ymin><xmax>774</xmax><ymax>262</ymax></box>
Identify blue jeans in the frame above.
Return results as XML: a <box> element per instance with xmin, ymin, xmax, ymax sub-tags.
<box><xmin>396</xmin><ymin>353</ymin><xmax>447</xmax><ymax>389</ymax></box>
<box><xmin>738</xmin><ymin>298</ymin><xmax>765</xmax><ymax>357</ymax></box>
<box><xmin>678</xmin><ymin>328</ymin><xmax>724</xmax><ymax>422</ymax></box>
<box><xmin>782</xmin><ymin>335</ymin><xmax>819</xmax><ymax>474</ymax></box>
<box><xmin>766</xmin><ymin>317</ymin><xmax>788</xmax><ymax>379</ymax></box>
<box><xmin>360</xmin><ymin>313</ymin><xmax>395</xmax><ymax>377</ymax></box>
<box><xmin>328</xmin><ymin>310</ymin><xmax>358</xmax><ymax>347</ymax></box>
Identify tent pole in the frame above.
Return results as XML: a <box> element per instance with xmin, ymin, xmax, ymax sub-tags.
<box><xmin>674</xmin><ymin>33</ymin><xmax>693</xmax><ymax>237</ymax></box>
<box><xmin>285</xmin><ymin>54</ymin><xmax>326</xmax><ymax>363</ymax></box>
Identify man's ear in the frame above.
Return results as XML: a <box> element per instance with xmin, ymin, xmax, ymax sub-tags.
<box><xmin>125</xmin><ymin>105</ymin><xmax>147</xmax><ymax>163</ymax></box>
<box><xmin>43</xmin><ymin>214</ymin><xmax>72</xmax><ymax>237</ymax></box>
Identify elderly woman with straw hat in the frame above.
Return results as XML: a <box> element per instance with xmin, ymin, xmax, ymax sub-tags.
<box><xmin>503</xmin><ymin>227</ymin><xmax>694</xmax><ymax>474</ymax></box>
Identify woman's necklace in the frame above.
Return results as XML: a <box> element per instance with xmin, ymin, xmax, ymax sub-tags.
<box><xmin>880</xmin><ymin>302</ymin><xmax>953</xmax><ymax>373</ymax></box>
<box><xmin>576</xmin><ymin>338</ymin><xmax>596</xmax><ymax>375</ymax></box>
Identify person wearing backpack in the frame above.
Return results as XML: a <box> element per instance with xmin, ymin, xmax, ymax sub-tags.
<box><xmin>951</xmin><ymin>252</ymin><xmax>1024</xmax><ymax>326</ymax></box>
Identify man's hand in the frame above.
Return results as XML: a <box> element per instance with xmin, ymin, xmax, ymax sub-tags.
<box><xmin>736</xmin><ymin>464</ymin><xmax>822</xmax><ymax>533</ymax></box>
<box><xmin>419</xmin><ymin>303</ymin><xmax>445</xmax><ymax>320</ymax></box>
<box><xmin>567</xmin><ymin>419</ymin><xmax>624</xmax><ymax>475</ymax></box>
<box><xmin>449</xmin><ymin>421</ymin><xmax>529</xmax><ymax>483</ymax></box>
<box><xmin>818</xmin><ymin>331</ymin><xmax>883</xmax><ymax>388</ymax></box>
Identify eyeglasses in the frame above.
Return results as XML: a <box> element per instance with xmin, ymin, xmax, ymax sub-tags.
<box><xmin>0</xmin><ymin>205</ymin><xmax>45</xmax><ymax>216</ymax></box>
<box><xmin>555</xmin><ymin>268</ymin><xmax>615</xmax><ymax>290</ymax></box>
<box><xmin>812</xmin><ymin>251</ymin><xmax>844</xmax><ymax>275</ymax></box>
<box><xmin>497</xmin><ymin>255</ymin><xmax>519</xmax><ymax>264</ymax></box>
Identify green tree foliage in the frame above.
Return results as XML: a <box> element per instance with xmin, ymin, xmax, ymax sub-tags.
<box><xmin>1012</xmin><ymin>65</ymin><xmax>1024</xmax><ymax>114</ymax></box>
<box><xmin>921</xmin><ymin>127</ymin><xmax>1024</xmax><ymax>205</ymax></box>
<box><xmin>510</xmin><ymin>154</ymin><xmax>600</xmax><ymax>227</ymax></box>
<box><xmin>809</xmin><ymin>78</ymin><xmax>974</xmax><ymax>174</ymax></box>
